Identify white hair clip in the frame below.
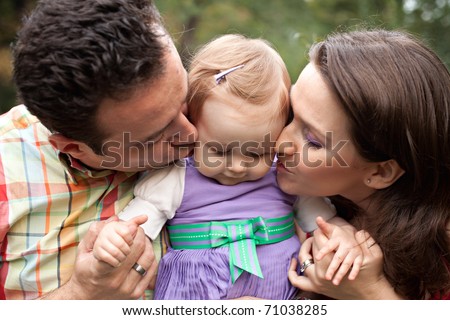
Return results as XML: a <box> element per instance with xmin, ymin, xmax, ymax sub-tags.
<box><xmin>214</xmin><ymin>64</ymin><xmax>245</xmax><ymax>84</ymax></box>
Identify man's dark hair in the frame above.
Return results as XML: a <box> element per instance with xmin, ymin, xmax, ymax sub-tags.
<box><xmin>13</xmin><ymin>0</ymin><xmax>167</xmax><ymax>154</ymax></box>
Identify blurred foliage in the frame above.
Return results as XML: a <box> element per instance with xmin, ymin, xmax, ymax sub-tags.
<box><xmin>1</xmin><ymin>0</ymin><xmax>449</xmax><ymax>113</ymax></box>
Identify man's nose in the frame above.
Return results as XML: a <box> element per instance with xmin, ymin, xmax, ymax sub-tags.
<box><xmin>170</xmin><ymin>113</ymin><xmax>198</xmax><ymax>146</ymax></box>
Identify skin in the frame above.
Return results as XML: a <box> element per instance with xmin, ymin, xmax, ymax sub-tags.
<box><xmin>290</xmin><ymin>224</ymin><xmax>401</xmax><ymax>299</ymax></box>
<box><xmin>42</xmin><ymin>37</ymin><xmax>198</xmax><ymax>299</ymax></box>
<box><xmin>194</xmin><ymin>86</ymin><xmax>285</xmax><ymax>186</ymax></box>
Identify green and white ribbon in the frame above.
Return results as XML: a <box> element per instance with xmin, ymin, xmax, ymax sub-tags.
<box><xmin>167</xmin><ymin>213</ymin><xmax>295</xmax><ymax>283</ymax></box>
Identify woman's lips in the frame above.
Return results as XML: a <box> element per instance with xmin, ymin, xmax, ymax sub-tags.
<box><xmin>276</xmin><ymin>160</ymin><xmax>292</xmax><ymax>173</ymax></box>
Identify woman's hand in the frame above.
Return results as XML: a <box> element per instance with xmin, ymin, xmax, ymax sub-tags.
<box><xmin>314</xmin><ymin>217</ymin><xmax>362</xmax><ymax>285</ymax></box>
<box><xmin>289</xmin><ymin>229</ymin><xmax>402</xmax><ymax>299</ymax></box>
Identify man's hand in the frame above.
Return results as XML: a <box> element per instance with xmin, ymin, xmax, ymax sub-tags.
<box><xmin>93</xmin><ymin>215</ymin><xmax>148</xmax><ymax>268</ymax></box>
<box><xmin>41</xmin><ymin>217</ymin><xmax>157</xmax><ymax>299</ymax></box>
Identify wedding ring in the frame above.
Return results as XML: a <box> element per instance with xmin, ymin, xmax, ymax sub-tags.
<box><xmin>132</xmin><ymin>262</ymin><xmax>147</xmax><ymax>276</ymax></box>
<box><xmin>300</xmin><ymin>258</ymin><xmax>314</xmax><ymax>273</ymax></box>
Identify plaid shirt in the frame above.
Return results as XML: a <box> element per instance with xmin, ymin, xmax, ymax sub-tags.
<box><xmin>0</xmin><ymin>105</ymin><xmax>153</xmax><ymax>299</ymax></box>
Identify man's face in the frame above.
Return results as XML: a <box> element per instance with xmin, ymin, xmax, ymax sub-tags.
<box><xmin>83</xmin><ymin>40</ymin><xmax>198</xmax><ymax>172</ymax></box>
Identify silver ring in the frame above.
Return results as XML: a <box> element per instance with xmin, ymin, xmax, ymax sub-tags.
<box><xmin>300</xmin><ymin>258</ymin><xmax>314</xmax><ymax>273</ymax></box>
<box><xmin>132</xmin><ymin>262</ymin><xmax>147</xmax><ymax>276</ymax></box>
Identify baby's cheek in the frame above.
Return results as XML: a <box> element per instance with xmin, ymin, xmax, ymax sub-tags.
<box><xmin>250</xmin><ymin>157</ymin><xmax>273</xmax><ymax>179</ymax></box>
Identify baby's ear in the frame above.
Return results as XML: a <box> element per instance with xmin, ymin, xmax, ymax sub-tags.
<box><xmin>366</xmin><ymin>159</ymin><xmax>405</xmax><ymax>190</ymax></box>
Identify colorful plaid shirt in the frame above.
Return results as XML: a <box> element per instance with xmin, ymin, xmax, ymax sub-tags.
<box><xmin>0</xmin><ymin>105</ymin><xmax>159</xmax><ymax>299</ymax></box>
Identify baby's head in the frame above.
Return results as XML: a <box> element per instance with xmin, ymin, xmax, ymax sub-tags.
<box><xmin>188</xmin><ymin>34</ymin><xmax>291</xmax><ymax>185</ymax></box>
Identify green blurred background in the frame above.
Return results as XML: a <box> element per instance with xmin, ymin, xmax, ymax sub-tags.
<box><xmin>1</xmin><ymin>0</ymin><xmax>449</xmax><ymax>114</ymax></box>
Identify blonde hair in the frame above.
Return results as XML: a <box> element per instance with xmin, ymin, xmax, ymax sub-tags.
<box><xmin>187</xmin><ymin>34</ymin><xmax>291</xmax><ymax>124</ymax></box>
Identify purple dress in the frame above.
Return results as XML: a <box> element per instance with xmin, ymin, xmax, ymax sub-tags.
<box><xmin>154</xmin><ymin>158</ymin><xmax>300</xmax><ymax>299</ymax></box>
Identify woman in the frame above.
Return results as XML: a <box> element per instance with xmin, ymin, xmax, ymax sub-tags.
<box><xmin>276</xmin><ymin>29</ymin><xmax>450</xmax><ymax>299</ymax></box>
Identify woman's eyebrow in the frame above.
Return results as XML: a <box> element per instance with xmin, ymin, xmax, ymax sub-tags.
<box><xmin>290</xmin><ymin>87</ymin><xmax>326</xmax><ymax>141</ymax></box>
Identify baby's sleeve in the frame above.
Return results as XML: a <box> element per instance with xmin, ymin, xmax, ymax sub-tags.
<box><xmin>294</xmin><ymin>196</ymin><xmax>337</xmax><ymax>233</ymax></box>
<box><xmin>118</xmin><ymin>161</ymin><xmax>186</xmax><ymax>240</ymax></box>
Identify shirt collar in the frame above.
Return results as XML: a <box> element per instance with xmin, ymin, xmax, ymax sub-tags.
<box><xmin>57</xmin><ymin>151</ymin><xmax>134</xmax><ymax>184</ymax></box>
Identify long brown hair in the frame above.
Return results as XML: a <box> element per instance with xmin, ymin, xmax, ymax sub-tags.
<box><xmin>310</xmin><ymin>30</ymin><xmax>450</xmax><ymax>299</ymax></box>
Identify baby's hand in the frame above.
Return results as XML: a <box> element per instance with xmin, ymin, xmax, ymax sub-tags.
<box><xmin>93</xmin><ymin>215</ymin><xmax>148</xmax><ymax>267</ymax></box>
<box><xmin>313</xmin><ymin>216</ymin><xmax>363</xmax><ymax>285</ymax></box>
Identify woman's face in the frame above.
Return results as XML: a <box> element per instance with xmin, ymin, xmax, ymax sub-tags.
<box><xmin>276</xmin><ymin>63</ymin><xmax>374</xmax><ymax>203</ymax></box>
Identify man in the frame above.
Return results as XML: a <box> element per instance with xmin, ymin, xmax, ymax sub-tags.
<box><xmin>0</xmin><ymin>0</ymin><xmax>197</xmax><ymax>299</ymax></box>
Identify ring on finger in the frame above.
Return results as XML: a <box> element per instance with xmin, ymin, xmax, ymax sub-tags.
<box><xmin>300</xmin><ymin>258</ymin><xmax>314</xmax><ymax>273</ymax></box>
<box><xmin>132</xmin><ymin>262</ymin><xmax>147</xmax><ymax>276</ymax></box>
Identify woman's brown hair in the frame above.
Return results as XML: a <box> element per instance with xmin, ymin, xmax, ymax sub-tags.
<box><xmin>310</xmin><ymin>30</ymin><xmax>450</xmax><ymax>299</ymax></box>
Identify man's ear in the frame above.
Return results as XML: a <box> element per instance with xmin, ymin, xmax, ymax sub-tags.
<box><xmin>48</xmin><ymin>133</ymin><xmax>93</xmax><ymax>159</ymax></box>
<box><xmin>365</xmin><ymin>159</ymin><xmax>405</xmax><ymax>190</ymax></box>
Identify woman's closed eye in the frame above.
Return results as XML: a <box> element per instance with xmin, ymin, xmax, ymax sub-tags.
<box><xmin>305</xmin><ymin>131</ymin><xmax>323</xmax><ymax>149</ymax></box>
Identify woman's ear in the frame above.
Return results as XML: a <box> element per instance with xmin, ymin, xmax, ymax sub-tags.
<box><xmin>365</xmin><ymin>159</ymin><xmax>405</xmax><ymax>190</ymax></box>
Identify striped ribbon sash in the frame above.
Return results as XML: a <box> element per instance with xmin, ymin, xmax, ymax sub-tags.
<box><xmin>167</xmin><ymin>212</ymin><xmax>295</xmax><ymax>283</ymax></box>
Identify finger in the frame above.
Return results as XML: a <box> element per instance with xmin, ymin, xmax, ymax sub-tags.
<box><xmin>102</xmin><ymin>238</ymin><xmax>129</xmax><ymax>261</ymax></box>
<box><xmin>130</xmin><ymin>236</ymin><xmax>157</xmax><ymax>297</ymax></box>
<box><xmin>122</xmin><ymin>229</ymin><xmax>149</xmax><ymax>282</ymax></box>
<box><xmin>356</xmin><ymin>230</ymin><xmax>381</xmax><ymax>258</ymax></box>
<box><xmin>111</xmin><ymin>223</ymin><xmax>136</xmax><ymax>248</ymax></box>
<box><xmin>80</xmin><ymin>220</ymin><xmax>108</xmax><ymax>252</ymax></box>
<box><xmin>117</xmin><ymin>227</ymin><xmax>146</xmax><ymax>275</ymax></box>
<box><xmin>331</xmin><ymin>253</ymin><xmax>354</xmax><ymax>285</ymax></box>
<box><xmin>316</xmin><ymin>216</ymin><xmax>336</xmax><ymax>238</ymax></box>
<box><xmin>347</xmin><ymin>254</ymin><xmax>363</xmax><ymax>280</ymax></box>
<box><xmin>298</xmin><ymin>237</ymin><xmax>314</xmax><ymax>264</ymax></box>
<box><xmin>93</xmin><ymin>246</ymin><xmax>123</xmax><ymax>267</ymax></box>
<box><xmin>324</xmin><ymin>250</ymin><xmax>346</xmax><ymax>281</ymax></box>
<box><xmin>123</xmin><ymin>215</ymin><xmax>148</xmax><ymax>227</ymax></box>
<box><xmin>123</xmin><ymin>215</ymin><xmax>149</xmax><ymax>239</ymax></box>
<box><xmin>288</xmin><ymin>257</ymin><xmax>298</xmax><ymax>273</ymax></box>
<box><xmin>288</xmin><ymin>259</ymin><xmax>316</xmax><ymax>292</ymax></box>
<box><xmin>310</xmin><ymin>233</ymin><xmax>334</xmax><ymax>280</ymax></box>
<box><xmin>315</xmin><ymin>238</ymin><xmax>339</xmax><ymax>261</ymax></box>
<box><xmin>91</xmin><ymin>256</ymin><xmax>121</xmax><ymax>275</ymax></box>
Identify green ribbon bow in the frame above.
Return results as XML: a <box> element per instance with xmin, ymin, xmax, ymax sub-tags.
<box><xmin>168</xmin><ymin>213</ymin><xmax>295</xmax><ymax>283</ymax></box>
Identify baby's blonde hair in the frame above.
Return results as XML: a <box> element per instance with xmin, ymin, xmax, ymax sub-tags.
<box><xmin>187</xmin><ymin>34</ymin><xmax>291</xmax><ymax>124</ymax></box>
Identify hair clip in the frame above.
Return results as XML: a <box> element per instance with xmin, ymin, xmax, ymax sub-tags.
<box><xmin>214</xmin><ymin>64</ymin><xmax>245</xmax><ymax>84</ymax></box>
